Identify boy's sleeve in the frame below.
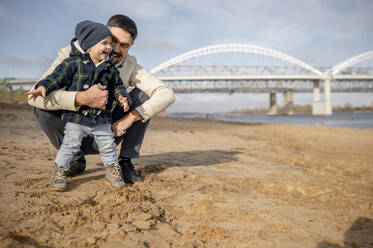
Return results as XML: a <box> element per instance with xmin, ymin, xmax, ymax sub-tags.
<box><xmin>28</xmin><ymin>45</ymin><xmax>80</xmax><ymax>111</ymax></box>
<box><xmin>36</xmin><ymin>58</ymin><xmax>75</xmax><ymax>96</ymax></box>
<box><xmin>113</xmin><ymin>69</ymin><xmax>132</xmax><ymax>106</ymax></box>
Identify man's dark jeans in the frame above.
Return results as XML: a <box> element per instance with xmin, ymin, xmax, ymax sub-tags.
<box><xmin>33</xmin><ymin>88</ymin><xmax>150</xmax><ymax>160</ymax></box>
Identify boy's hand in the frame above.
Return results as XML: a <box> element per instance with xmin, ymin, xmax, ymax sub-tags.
<box><xmin>25</xmin><ymin>86</ymin><xmax>46</xmax><ymax>101</ymax></box>
<box><xmin>119</xmin><ymin>95</ymin><xmax>129</xmax><ymax>112</ymax></box>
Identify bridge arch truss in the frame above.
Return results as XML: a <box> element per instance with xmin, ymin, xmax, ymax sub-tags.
<box><xmin>151</xmin><ymin>44</ymin><xmax>323</xmax><ymax>75</ymax></box>
<box><xmin>327</xmin><ymin>51</ymin><xmax>373</xmax><ymax>76</ymax></box>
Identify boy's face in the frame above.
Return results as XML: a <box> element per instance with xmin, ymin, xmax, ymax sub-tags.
<box><xmin>109</xmin><ymin>26</ymin><xmax>133</xmax><ymax>64</ymax></box>
<box><xmin>88</xmin><ymin>36</ymin><xmax>113</xmax><ymax>64</ymax></box>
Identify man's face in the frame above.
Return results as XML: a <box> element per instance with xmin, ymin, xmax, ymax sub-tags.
<box><xmin>109</xmin><ymin>26</ymin><xmax>133</xmax><ymax>64</ymax></box>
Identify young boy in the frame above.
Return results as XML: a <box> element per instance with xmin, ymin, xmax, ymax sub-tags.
<box><xmin>26</xmin><ymin>20</ymin><xmax>131</xmax><ymax>191</ymax></box>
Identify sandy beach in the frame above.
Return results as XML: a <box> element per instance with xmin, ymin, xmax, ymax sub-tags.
<box><xmin>0</xmin><ymin>101</ymin><xmax>372</xmax><ymax>248</ymax></box>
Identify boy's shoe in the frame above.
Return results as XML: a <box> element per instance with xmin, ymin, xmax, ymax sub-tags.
<box><xmin>65</xmin><ymin>157</ymin><xmax>86</xmax><ymax>177</ymax></box>
<box><xmin>50</xmin><ymin>164</ymin><xmax>69</xmax><ymax>191</ymax></box>
<box><xmin>118</xmin><ymin>157</ymin><xmax>142</xmax><ymax>184</ymax></box>
<box><xmin>105</xmin><ymin>163</ymin><xmax>126</xmax><ymax>188</ymax></box>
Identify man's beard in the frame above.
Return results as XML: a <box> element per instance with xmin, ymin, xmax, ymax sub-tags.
<box><xmin>112</xmin><ymin>52</ymin><xmax>122</xmax><ymax>63</ymax></box>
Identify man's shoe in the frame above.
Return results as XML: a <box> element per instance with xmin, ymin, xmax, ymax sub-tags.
<box><xmin>119</xmin><ymin>157</ymin><xmax>142</xmax><ymax>184</ymax></box>
<box><xmin>105</xmin><ymin>163</ymin><xmax>126</xmax><ymax>188</ymax></box>
<box><xmin>50</xmin><ymin>164</ymin><xmax>68</xmax><ymax>191</ymax></box>
<box><xmin>65</xmin><ymin>157</ymin><xmax>86</xmax><ymax>177</ymax></box>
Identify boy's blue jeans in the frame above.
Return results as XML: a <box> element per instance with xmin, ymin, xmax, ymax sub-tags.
<box><xmin>55</xmin><ymin>122</ymin><xmax>117</xmax><ymax>167</ymax></box>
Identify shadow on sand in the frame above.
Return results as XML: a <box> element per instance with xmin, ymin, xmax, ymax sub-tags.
<box><xmin>6</xmin><ymin>232</ymin><xmax>53</xmax><ymax>248</ymax></box>
<box><xmin>65</xmin><ymin>149</ymin><xmax>240</xmax><ymax>189</ymax></box>
<box><xmin>136</xmin><ymin>149</ymin><xmax>240</xmax><ymax>176</ymax></box>
<box><xmin>317</xmin><ymin>217</ymin><xmax>373</xmax><ymax>248</ymax></box>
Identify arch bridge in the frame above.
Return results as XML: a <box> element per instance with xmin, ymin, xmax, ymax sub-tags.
<box><xmin>151</xmin><ymin>44</ymin><xmax>373</xmax><ymax>115</ymax></box>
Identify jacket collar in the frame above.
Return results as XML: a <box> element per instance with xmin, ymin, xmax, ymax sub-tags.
<box><xmin>70</xmin><ymin>38</ymin><xmax>85</xmax><ymax>56</ymax></box>
<box><xmin>115</xmin><ymin>57</ymin><xmax>125</xmax><ymax>68</ymax></box>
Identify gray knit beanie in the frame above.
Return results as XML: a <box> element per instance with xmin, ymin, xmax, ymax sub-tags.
<box><xmin>75</xmin><ymin>20</ymin><xmax>112</xmax><ymax>51</ymax></box>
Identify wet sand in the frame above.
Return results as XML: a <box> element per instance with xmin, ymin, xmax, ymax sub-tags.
<box><xmin>0</xmin><ymin>101</ymin><xmax>372</xmax><ymax>247</ymax></box>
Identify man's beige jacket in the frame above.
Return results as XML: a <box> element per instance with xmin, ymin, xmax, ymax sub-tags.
<box><xmin>28</xmin><ymin>43</ymin><xmax>175</xmax><ymax>122</ymax></box>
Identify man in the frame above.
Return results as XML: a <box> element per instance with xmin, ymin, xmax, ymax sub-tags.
<box><xmin>29</xmin><ymin>15</ymin><xmax>175</xmax><ymax>185</ymax></box>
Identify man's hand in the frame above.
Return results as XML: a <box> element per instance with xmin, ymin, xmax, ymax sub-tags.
<box><xmin>75</xmin><ymin>84</ymin><xmax>108</xmax><ymax>110</ymax></box>
<box><xmin>112</xmin><ymin>110</ymin><xmax>143</xmax><ymax>137</ymax></box>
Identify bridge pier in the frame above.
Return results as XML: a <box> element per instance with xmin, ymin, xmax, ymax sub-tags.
<box><xmin>267</xmin><ymin>90</ymin><xmax>294</xmax><ymax>115</ymax></box>
<box><xmin>281</xmin><ymin>90</ymin><xmax>294</xmax><ymax>115</ymax></box>
<box><xmin>312</xmin><ymin>80</ymin><xmax>332</xmax><ymax>115</ymax></box>
<box><xmin>268</xmin><ymin>91</ymin><xmax>278</xmax><ymax>115</ymax></box>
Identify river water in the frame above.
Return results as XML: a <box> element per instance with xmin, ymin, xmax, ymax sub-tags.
<box><xmin>168</xmin><ymin>112</ymin><xmax>373</xmax><ymax>129</ymax></box>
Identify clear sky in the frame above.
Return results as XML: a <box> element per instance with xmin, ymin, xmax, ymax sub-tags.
<box><xmin>1</xmin><ymin>0</ymin><xmax>372</xmax><ymax>78</ymax></box>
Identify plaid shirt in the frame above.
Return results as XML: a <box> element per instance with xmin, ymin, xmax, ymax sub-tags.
<box><xmin>37</xmin><ymin>39</ymin><xmax>131</xmax><ymax>126</ymax></box>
